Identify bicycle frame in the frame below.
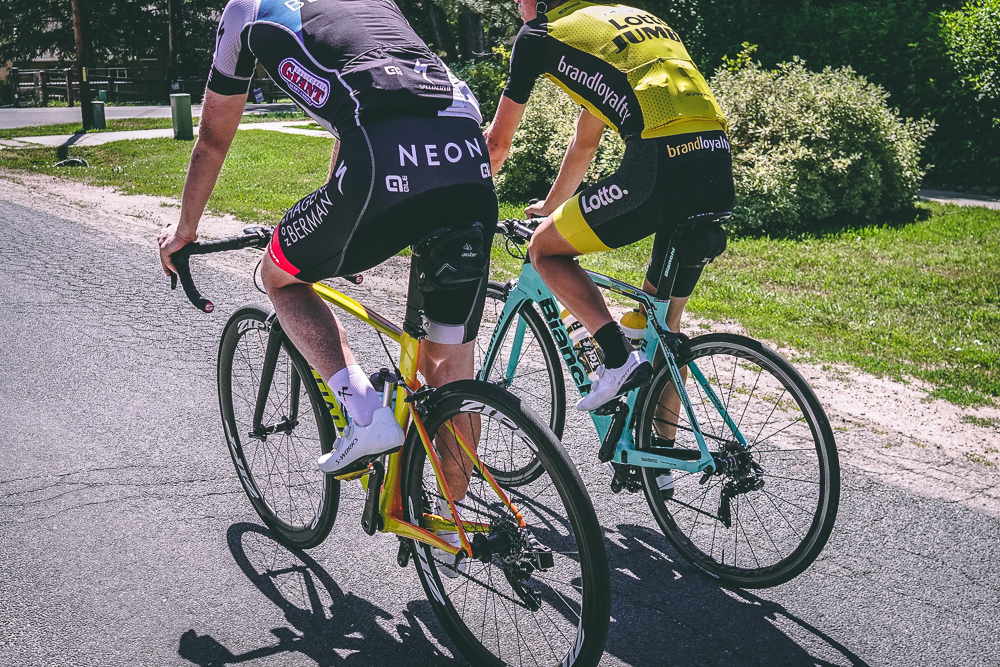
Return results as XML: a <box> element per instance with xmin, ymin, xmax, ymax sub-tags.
<box><xmin>269</xmin><ymin>281</ymin><xmax>525</xmax><ymax>561</ymax></box>
<box><xmin>480</xmin><ymin>262</ymin><xmax>751</xmax><ymax>475</ymax></box>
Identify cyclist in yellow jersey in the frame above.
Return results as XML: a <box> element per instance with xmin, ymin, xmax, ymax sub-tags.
<box><xmin>484</xmin><ymin>0</ymin><xmax>734</xmax><ymax>413</ymax></box>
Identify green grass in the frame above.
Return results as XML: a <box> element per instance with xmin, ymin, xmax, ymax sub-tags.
<box><xmin>492</xmin><ymin>202</ymin><xmax>999</xmax><ymax>407</ymax></box>
<box><xmin>0</xmin><ymin>117</ymin><xmax>176</xmax><ymax>139</ymax></box>
<box><xmin>0</xmin><ymin>111</ymin><xmax>310</xmax><ymax>140</ymax></box>
<box><xmin>0</xmin><ymin>131</ymin><xmax>332</xmax><ymax>222</ymax></box>
<box><xmin>2</xmin><ymin>131</ymin><xmax>997</xmax><ymax>406</ymax></box>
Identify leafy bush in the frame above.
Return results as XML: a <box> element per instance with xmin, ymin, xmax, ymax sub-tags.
<box><xmin>450</xmin><ymin>46</ymin><xmax>510</xmax><ymax>121</ymax></box>
<box><xmin>711</xmin><ymin>50</ymin><xmax>935</xmax><ymax>237</ymax></box>
<box><xmin>493</xmin><ymin>78</ymin><xmax>625</xmax><ymax>201</ymax></box>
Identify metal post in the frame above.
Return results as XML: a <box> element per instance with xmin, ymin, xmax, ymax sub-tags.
<box><xmin>35</xmin><ymin>72</ymin><xmax>45</xmax><ymax>106</ymax></box>
<box><xmin>170</xmin><ymin>93</ymin><xmax>193</xmax><ymax>140</ymax></box>
<box><xmin>64</xmin><ymin>68</ymin><xmax>74</xmax><ymax>107</ymax></box>
<box><xmin>10</xmin><ymin>68</ymin><xmax>19</xmax><ymax>107</ymax></box>
<box><xmin>40</xmin><ymin>72</ymin><xmax>50</xmax><ymax>107</ymax></box>
<box><xmin>91</xmin><ymin>100</ymin><xmax>106</xmax><ymax>129</ymax></box>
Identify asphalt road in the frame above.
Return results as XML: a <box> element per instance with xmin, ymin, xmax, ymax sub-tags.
<box><xmin>1</xmin><ymin>197</ymin><xmax>999</xmax><ymax>666</ymax></box>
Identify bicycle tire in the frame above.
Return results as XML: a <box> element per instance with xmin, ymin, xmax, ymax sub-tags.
<box><xmin>217</xmin><ymin>306</ymin><xmax>340</xmax><ymax>549</ymax></box>
<box><xmin>636</xmin><ymin>333</ymin><xmax>839</xmax><ymax>588</ymax></box>
<box><xmin>476</xmin><ymin>281</ymin><xmax>565</xmax><ymax>486</ymax></box>
<box><xmin>402</xmin><ymin>380</ymin><xmax>609</xmax><ymax>667</ymax></box>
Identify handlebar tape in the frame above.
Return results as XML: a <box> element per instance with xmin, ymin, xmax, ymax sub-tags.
<box><xmin>169</xmin><ymin>231</ymin><xmax>270</xmax><ymax>313</ymax></box>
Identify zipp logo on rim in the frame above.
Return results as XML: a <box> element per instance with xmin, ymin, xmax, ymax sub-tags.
<box><xmin>279</xmin><ymin>58</ymin><xmax>330</xmax><ymax>107</ymax></box>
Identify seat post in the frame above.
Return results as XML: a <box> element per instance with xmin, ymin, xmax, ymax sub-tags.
<box><xmin>403</xmin><ymin>254</ymin><xmax>427</xmax><ymax>339</ymax></box>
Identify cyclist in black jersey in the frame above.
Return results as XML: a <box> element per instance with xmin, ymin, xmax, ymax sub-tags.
<box><xmin>483</xmin><ymin>0</ymin><xmax>734</xmax><ymax>413</ymax></box>
<box><xmin>158</xmin><ymin>0</ymin><xmax>498</xmax><ymax>499</ymax></box>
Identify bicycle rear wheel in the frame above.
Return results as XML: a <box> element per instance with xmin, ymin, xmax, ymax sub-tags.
<box><xmin>636</xmin><ymin>333</ymin><xmax>839</xmax><ymax>588</ymax></box>
<box><xmin>402</xmin><ymin>380</ymin><xmax>609</xmax><ymax>667</ymax></box>
<box><xmin>475</xmin><ymin>281</ymin><xmax>564</xmax><ymax>486</ymax></box>
<box><xmin>217</xmin><ymin>306</ymin><xmax>340</xmax><ymax>549</ymax></box>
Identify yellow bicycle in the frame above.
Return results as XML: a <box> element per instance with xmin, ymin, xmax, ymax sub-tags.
<box><xmin>171</xmin><ymin>226</ymin><xmax>611</xmax><ymax>667</ymax></box>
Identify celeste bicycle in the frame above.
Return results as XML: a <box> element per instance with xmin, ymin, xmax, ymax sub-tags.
<box><xmin>476</xmin><ymin>216</ymin><xmax>840</xmax><ymax>588</ymax></box>
<box><xmin>169</xmin><ymin>225</ymin><xmax>611</xmax><ymax>666</ymax></box>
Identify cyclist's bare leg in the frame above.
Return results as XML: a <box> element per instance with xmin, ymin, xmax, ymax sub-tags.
<box><xmin>642</xmin><ymin>277</ymin><xmax>689</xmax><ymax>441</ymax></box>
<box><xmin>260</xmin><ymin>253</ymin><xmax>357</xmax><ymax>380</ymax></box>
<box><xmin>528</xmin><ymin>217</ymin><xmax>614</xmax><ymax>334</ymax></box>
<box><xmin>420</xmin><ymin>340</ymin><xmax>479</xmax><ymax>500</ymax></box>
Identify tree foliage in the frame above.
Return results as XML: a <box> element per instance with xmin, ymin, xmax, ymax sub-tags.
<box><xmin>941</xmin><ymin>0</ymin><xmax>1000</xmax><ymax>106</ymax></box>
<box><xmin>0</xmin><ymin>0</ymin><xmax>225</xmax><ymax>77</ymax></box>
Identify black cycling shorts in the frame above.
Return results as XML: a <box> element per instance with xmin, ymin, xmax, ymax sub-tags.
<box><xmin>267</xmin><ymin>115</ymin><xmax>499</xmax><ymax>343</ymax></box>
<box><xmin>551</xmin><ymin>129</ymin><xmax>735</xmax><ymax>298</ymax></box>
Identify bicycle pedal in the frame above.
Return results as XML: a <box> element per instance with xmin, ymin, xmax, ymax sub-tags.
<box><xmin>361</xmin><ymin>461</ymin><xmax>385</xmax><ymax>536</ymax></box>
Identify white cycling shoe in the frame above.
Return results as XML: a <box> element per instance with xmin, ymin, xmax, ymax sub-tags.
<box><xmin>656</xmin><ymin>470</ymin><xmax>675</xmax><ymax>500</ymax></box>
<box><xmin>317</xmin><ymin>406</ymin><xmax>404</xmax><ymax>475</ymax></box>
<box><xmin>576</xmin><ymin>350</ymin><xmax>653</xmax><ymax>412</ymax></box>
<box><xmin>432</xmin><ymin>497</ymin><xmax>469</xmax><ymax>579</ymax></box>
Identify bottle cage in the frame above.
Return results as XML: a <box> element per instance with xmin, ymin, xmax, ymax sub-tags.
<box><xmin>412</xmin><ymin>222</ymin><xmax>488</xmax><ymax>292</ymax></box>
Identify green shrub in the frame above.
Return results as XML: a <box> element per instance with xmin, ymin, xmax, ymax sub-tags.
<box><xmin>0</xmin><ymin>76</ymin><xmax>11</xmax><ymax>106</ymax></box>
<box><xmin>451</xmin><ymin>46</ymin><xmax>510</xmax><ymax>122</ymax></box>
<box><xmin>494</xmin><ymin>78</ymin><xmax>625</xmax><ymax>201</ymax></box>
<box><xmin>711</xmin><ymin>50</ymin><xmax>935</xmax><ymax>237</ymax></box>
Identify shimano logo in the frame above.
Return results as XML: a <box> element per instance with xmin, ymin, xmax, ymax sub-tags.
<box><xmin>556</xmin><ymin>56</ymin><xmax>631</xmax><ymax>123</ymax></box>
<box><xmin>386</xmin><ymin>175</ymin><xmax>409</xmax><ymax>192</ymax></box>
<box><xmin>279</xmin><ymin>58</ymin><xmax>330</xmax><ymax>108</ymax></box>
<box><xmin>580</xmin><ymin>184</ymin><xmax>628</xmax><ymax>213</ymax></box>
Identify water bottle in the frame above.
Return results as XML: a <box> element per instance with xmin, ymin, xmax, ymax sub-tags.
<box><xmin>561</xmin><ymin>309</ymin><xmax>604</xmax><ymax>379</ymax></box>
<box><xmin>620</xmin><ymin>309</ymin><xmax>647</xmax><ymax>349</ymax></box>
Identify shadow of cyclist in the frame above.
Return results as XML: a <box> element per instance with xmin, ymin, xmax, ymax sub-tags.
<box><xmin>177</xmin><ymin>523</ymin><xmax>463</xmax><ymax>666</ymax></box>
<box><xmin>601</xmin><ymin>522</ymin><xmax>869</xmax><ymax>666</ymax></box>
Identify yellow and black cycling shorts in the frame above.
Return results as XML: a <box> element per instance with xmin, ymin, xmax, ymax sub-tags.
<box><xmin>551</xmin><ymin>129</ymin><xmax>735</xmax><ymax>297</ymax></box>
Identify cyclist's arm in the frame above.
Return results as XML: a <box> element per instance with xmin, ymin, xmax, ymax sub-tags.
<box><xmin>484</xmin><ymin>95</ymin><xmax>526</xmax><ymax>176</ymax></box>
<box><xmin>529</xmin><ymin>109</ymin><xmax>605</xmax><ymax>217</ymax></box>
<box><xmin>158</xmin><ymin>90</ymin><xmax>245</xmax><ymax>275</ymax></box>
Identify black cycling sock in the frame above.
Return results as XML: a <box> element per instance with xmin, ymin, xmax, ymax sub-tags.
<box><xmin>594</xmin><ymin>322</ymin><xmax>631</xmax><ymax>369</ymax></box>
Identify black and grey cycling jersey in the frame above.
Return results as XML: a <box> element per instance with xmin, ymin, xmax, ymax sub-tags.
<box><xmin>208</xmin><ymin>0</ymin><xmax>482</xmax><ymax>134</ymax></box>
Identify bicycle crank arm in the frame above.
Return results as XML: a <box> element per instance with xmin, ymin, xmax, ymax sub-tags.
<box><xmin>361</xmin><ymin>461</ymin><xmax>385</xmax><ymax>535</ymax></box>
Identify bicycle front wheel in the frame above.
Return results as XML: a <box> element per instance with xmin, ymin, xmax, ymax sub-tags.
<box><xmin>403</xmin><ymin>380</ymin><xmax>609</xmax><ymax>667</ymax></box>
<box><xmin>217</xmin><ymin>306</ymin><xmax>340</xmax><ymax>549</ymax></box>
<box><xmin>475</xmin><ymin>281</ymin><xmax>565</xmax><ymax>486</ymax></box>
<box><xmin>636</xmin><ymin>333</ymin><xmax>839</xmax><ymax>588</ymax></box>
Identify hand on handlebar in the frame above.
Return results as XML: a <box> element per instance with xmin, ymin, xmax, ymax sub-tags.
<box><xmin>524</xmin><ymin>199</ymin><xmax>551</xmax><ymax>220</ymax></box>
<box><xmin>157</xmin><ymin>225</ymin><xmax>198</xmax><ymax>277</ymax></box>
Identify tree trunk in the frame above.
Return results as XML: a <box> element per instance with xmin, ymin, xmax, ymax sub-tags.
<box><xmin>458</xmin><ymin>11</ymin><xmax>486</xmax><ymax>61</ymax></box>
<box><xmin>424</xmin><ymin>2</ymin><xmax>455</xmax><ymax>59</ymax></box>
<box><xmin>70</xmin><ymin>0</ymin><xmax>94</xmax><ymax>129</ymax></box>
<box><xmin>167</xmin><ymin>0</ymin><xmax>180</xmax><ymax>81</ymax></box>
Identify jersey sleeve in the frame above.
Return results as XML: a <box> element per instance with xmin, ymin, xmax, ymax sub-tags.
<box><xmin>501</xmin><ymin>20</ymin><xmax>548</xmax><ymax>104</ymax></box>
<box><xmin>206</xmin><ymin>0</ymin><xmax>258</xmax><ymax>96</ymax></box>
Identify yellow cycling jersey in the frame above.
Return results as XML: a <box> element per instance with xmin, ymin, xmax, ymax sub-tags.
<box><xmin>503</xmin><ymin>1</ymin><xmax>727</xmax><ymax>139</ymax></box>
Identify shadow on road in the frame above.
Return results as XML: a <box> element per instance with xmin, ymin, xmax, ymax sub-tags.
<box><xmin>177</xmin><ymin>523</ymin><xmax>463</xmax><ymax>666</ymax></box>
<box><xmin>603</xmin><ymin>522</ymin><xmax>869</xmax><ymax>666</ymax></box>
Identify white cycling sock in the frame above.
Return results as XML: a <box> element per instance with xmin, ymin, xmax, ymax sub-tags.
<box><xmin>329</xmin><ymin>365</ymin><xmax>381</xmax><ymax>427</ymax></box>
